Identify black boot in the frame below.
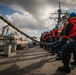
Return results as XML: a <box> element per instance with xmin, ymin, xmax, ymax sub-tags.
<box><xmin>70</xmin><ymin>61</ymin><xmax>76</xmax><ymax>65</ymax></box>
<box><xmin>58</xmin><ymin>66</ymin><xmax>71</xmax><ymax>73</ymax></box>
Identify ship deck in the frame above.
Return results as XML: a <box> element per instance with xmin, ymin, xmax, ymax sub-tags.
<box><xmin>0</xmin><ymin>46</ymin><xmax>76</xmax><ymax>75</ymax></box>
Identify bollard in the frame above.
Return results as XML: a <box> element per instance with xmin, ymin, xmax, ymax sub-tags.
<box><xmin>11</xmin><ymin>40</ymin><xmax>17</xmax><ymax>52</ymax></box>
<box><xmin>4</xmin><ymin>40</ymin><xmax>11</xmax><ymax>56</ymax></box>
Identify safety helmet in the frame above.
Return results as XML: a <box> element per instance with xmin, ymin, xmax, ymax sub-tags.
<box><xmin>69</xmin><ymin>12</ymin><xmax>76</xmax><ymax>18</ymax></box>
<box><xmin>55</xmin><ymin>25</ymin><xmax>59</xmax><ymax>29</ymax></box>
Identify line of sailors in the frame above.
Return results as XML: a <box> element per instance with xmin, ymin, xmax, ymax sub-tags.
<box><xmin>40</xmin><ymin>25</ymin><xmax>61</xmax><ymax>53</ymax></box>
<box><xmin>40</xmin><ymin>12</ymin><xmax>76</xmax><ymax>73</ymax></box>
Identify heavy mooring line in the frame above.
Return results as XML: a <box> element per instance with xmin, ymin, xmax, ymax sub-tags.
<box><xmin>0</xmin><ymin>15</ymin><xmax>60</xmax><ymax>45</ymax></box>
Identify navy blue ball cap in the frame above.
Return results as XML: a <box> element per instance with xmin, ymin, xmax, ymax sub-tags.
<box><xmin>69</xmin><ymin>12</ymin><xmax>76</xmax><ymax>18</ymax></box>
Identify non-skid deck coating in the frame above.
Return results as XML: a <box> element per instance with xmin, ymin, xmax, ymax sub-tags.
<box><xmin>0</xmin><ymin>46</ymin><xmax>76</xmax><ymax>75</ymax></box>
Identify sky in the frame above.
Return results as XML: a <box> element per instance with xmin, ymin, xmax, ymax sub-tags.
<box><xmin>0</xmin><ymin>0</ymin><xmax>76</xmax><ymax>37</ymax></box>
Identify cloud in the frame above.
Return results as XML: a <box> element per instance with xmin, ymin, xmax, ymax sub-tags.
<box><xmin>5</xmin><ymin>12</ymin><xmax>51</xmax><ymax>36</ymax></box>
<box><xmin>0</xmin><ymin>0</ymin><xmax>76</xmax><ymax>37</ymax></box>
<box><xmin>0</xmin><ymin>19</ymin><xmax>7</xmax><ymax>27</ymax></box>
<box><xmin>66</xmin><ymin>0</ymin><xmax>76</xmax><ymax>4</ymax></box>
<box><xmin>5</xmin><ymin>12</ymin><xmax>50</xmax><ymax>30</ymax></box>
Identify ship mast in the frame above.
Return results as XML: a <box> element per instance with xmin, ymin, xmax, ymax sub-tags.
<box><xmin>49</xmin><ymin>2</ymin><xmax>64</xmax><ymax>26</ymax></box>
<box><xmin>58</xmin><ymin>2</ymin><xmax>61</xmax><ymax>25</ymax></box>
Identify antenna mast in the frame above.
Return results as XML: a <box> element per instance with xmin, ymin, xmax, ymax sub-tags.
<box><xmin>49</xmin><ymin>2</ymin><xmax>64</xmax><ymax>26</ymax></box>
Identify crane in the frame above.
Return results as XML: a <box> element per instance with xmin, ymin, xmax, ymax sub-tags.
<box><xmin>2</xmin><ymin>25</ymin><xmax>9</xmax><ymax>36</ymax></box>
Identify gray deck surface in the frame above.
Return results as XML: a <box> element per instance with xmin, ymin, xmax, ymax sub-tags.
<box><xmin>0</xmin><ymin>46</ymin><xmax>76</xmax><ymax>75</ymax></box>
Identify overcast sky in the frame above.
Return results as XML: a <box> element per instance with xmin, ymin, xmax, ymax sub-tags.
<box><xmin>0</xmin><ymin>0</ymin><xmax>76</xmax><ymax>37</ymax></box>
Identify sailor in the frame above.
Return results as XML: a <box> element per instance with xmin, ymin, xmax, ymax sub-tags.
<box><xmin>50</xmin><ymin>25</ymin><xmax>61</xmax><ymax>55</ymax></box>
<box><xmin>46</xmin><ymin>31</ymin><xmax>50</xmax><ymax>51</ymax></box>
<box><xmin>49</xmin><ymin>28</ymin><xmax>56</xmax><ymax>55</ymax></box>
<box><xmin>44</xmin><ymin>31</ymin><xmax>48</xmax><ymax>50</ymax></box>
<box><xmin>54</xmin><ymin>25</ymin><xmax>61</xmax><ymax>42</ymax></box>
<box><xmin>48</xmin><ymin>30</ymin><xmax>52</xmax><ymax>52</ymax></box>
<box><xmin>54</xmin><ymin>22</ymin><xmax>68</xmax><ymax>60</ymax></box>
<box><xmin>58</xmin><ymin>12</ymin><xmax>76</xmax><ymax>73</ymax></box>
<box><xmin>40</xmin><ymin>33</ymin><xmax>45</xmax><ymax>48</ymax></box>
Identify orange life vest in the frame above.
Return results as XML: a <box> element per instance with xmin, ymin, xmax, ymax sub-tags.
<box><xmin>51</xmin><ymin>29</ymin><xmax>55</xmax><ymax>37</ymax></box>
<box><xmin>41</xmin><ymin>35</ymin><xmax>45</xmax><ymax>40</ymax></box>
<box><xmin>45</xmin><ymin>32</ymin><xmax>49</xmax><ymax>39</ymax></box>
<box><xmin>55</xmin><ymin>29</ymin><xmax>61</xmax><ymax>38</ymax></box>
<box><xmin>48</xmin><ymin>32</ymin><xmax>52</xmax><ymax>38</ymax></box>
<box><xmin>64</xmin><ymin>16</ymin><xmax>76</xmax><ymax>39</ymax></box>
